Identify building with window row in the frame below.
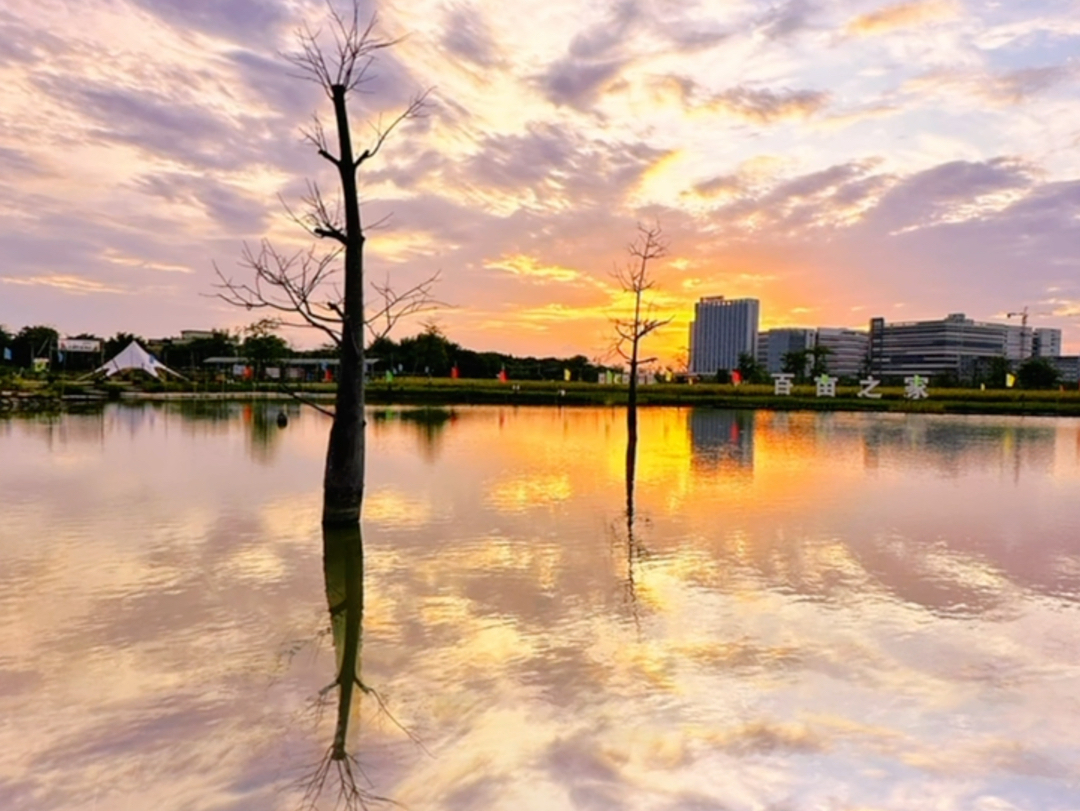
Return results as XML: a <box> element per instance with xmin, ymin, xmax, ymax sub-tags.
<box><xmin>689</xmin><ymin>297</ymin><xmax>759</xmax><ymax>375</ymax></box>
<box><xmin>756</xmin><ymin>327</ymin><xmax>869</xmax><ymax>377</ymax></box>
<box><xmin>1034</xmin><ymin>328</ymin><xmax>1062</xmax><ymax>358</ymax></box>
<box><xmin>756</xmin><ymin>328</ymin><xmax>816</xmax><ymax>375</ymax></box>
<box><xmin>814</xmin><ymin>328</ymin><xmax>870</xmax><ymax>378</ymax></box>
<box><xmin>866</xmin><ymin>313</ymin><xmax>1058</xmax><ymax>380</ymax></box>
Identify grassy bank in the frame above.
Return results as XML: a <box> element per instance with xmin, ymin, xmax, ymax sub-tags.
<box><xmin>362</xmin><ymin>378</ymin><xmax>1080</xmax><ymax>416</ymax></box>
<box><xmin>6</xmin><ymin>375</ymin><xmax>1080</xmax><ymax>416</ymax></box>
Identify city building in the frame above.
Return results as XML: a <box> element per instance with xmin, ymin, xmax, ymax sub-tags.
<box><xmin>1047</xmin><ymin>356</ymin><xmax>1080</xmax><ymax>384</ymax></box>
<box><xmin>868</xmin><ymin>313</ymin><xmax>1025</xmax><ymax>380</ymax></box>
<box><xmin>177</xmin><ymin>329</ymin><xmax>218</xmax><ymax>343</ymax></box>
<box><xmin>689</xmin><ymin>297</ymin><xmax>759</xmax><ymax>375</ymax></box>
<box><xmin>756</xmin><ymin>327</ymin><xmax>869</xmax><ymax>377</ymax></box>
<box><xmin>815</xmin><ymin>328</ymin><xmax>870</xmax><ymax>378</ymax></box>
<box><xmin>756</xmin><ymin>328</ymin><xmax>816</xmax><ymax>374</ymax></box>
<box><xmin>1034</xmin><ymin>328</ymin><xmax>1063</xmax><ymax>358</ymax></box>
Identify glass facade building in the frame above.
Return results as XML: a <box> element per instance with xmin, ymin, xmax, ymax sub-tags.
<box><xmin>756</xmin><ymin>328</ymin><xmax>816</xmax><ymax>374</ymax></box>
<box><xmin>868</xmin><ymin>313</ymin><xmax>1024</xmax><ymax>379</ymax></box>
<box><xmin>689</xmin><ymin>297</ymin><xmax>759</xmax><ymax>375</ymax></box>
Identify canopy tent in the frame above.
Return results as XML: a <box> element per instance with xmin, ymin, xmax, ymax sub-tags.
<box><xmin>95</xmin><ymin>341</ymin><xmax>183</xmax><ymax>379</ymax></box>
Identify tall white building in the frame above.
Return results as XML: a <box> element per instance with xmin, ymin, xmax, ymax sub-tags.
<box><xmin>1034</xmin><ymin>328</ymin><xmax>1062</xmax><ymax>358</ymax></box>
<box><xmin>689</xmin><ymin>297</ymin><xmax>760</xmax><ymax>375</ymax></box>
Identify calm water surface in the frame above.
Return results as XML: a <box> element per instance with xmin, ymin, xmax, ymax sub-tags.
<box><xmin>2</xmin><ymin>404</ymin><xmax>1080</xmax><ymax>810</ymax></box>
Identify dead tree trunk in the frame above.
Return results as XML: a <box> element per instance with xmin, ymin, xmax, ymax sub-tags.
<box><xmin>323</xmin><ymin>84</ymin><xmax>366</xmax><ymax>527</ymax></box>
<box><xmin>212</xmin><ymin>6</ymin><xmax>431</xmax><ymax>529</ymax></box>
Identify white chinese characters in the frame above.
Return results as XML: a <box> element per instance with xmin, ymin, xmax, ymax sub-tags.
<box><xmin>815</xmin><ymin>375</ymin><xmax>838</xmax><ymax>398</ymax></box>
<box><xmin>904</xmin><ymin>375</ymin><xmax>929</xmax><ymax>399</ymax></box>
<box><xmin>772</xmin><ymin>373</ymin><xmax>794</xmax><ymax>395</ymax></box>
<box><xmin>858</xmin><ymin>376</ymin><xmax>882</xmax><ymax>399</ymax></box>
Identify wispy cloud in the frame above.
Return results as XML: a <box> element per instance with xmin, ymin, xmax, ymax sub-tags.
<box><xmin>846</xmin><ymin>0</ymin><xmax>961</xmax><ymax>37</ymax></box>
<box><xmin>1</xmin><ymin>274</ymin><xmax>128</xmax><ymax>295</ymax></box>
<box><xmin>485</xmin><ymin>255</ymin><xmax>582</xmax><ymax>284</ymax></box>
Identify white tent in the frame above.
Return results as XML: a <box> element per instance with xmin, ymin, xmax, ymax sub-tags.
<box><xmin>95</xmin><ymin>341</ymin><xmax>183</xmax><ymax>379</ymax></box>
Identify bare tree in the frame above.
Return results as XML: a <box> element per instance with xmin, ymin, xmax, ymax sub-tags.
<box><xmin>213</xmin><ymin>2</ymin><xmax>432</xmax><ymax>527</ymax></box>
<box><xmin>611</xmin><ymin>223</ymin><xmax>672</xmax><ymax>459</ymax></box>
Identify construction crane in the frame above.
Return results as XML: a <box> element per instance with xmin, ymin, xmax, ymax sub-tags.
<box><xmin>1006</xmin><ymin>306</ymin><xmax>1030</xmax><ymax>328</ymax></box>
<box><xmin>1006</xmin><ymin>306</ymin><xmax>1053</xmax><ymax>357</ymax></box>
<box><xmin>1006</xmin><ymin>307</ymin><xmax>1031</xmax><ymax>357</ymax></box>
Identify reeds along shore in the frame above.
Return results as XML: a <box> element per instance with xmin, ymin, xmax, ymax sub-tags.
<box><xmin>6</xmin><ymin>377</ymin><xmax>1080</xmax><ymax>416</ymax></box>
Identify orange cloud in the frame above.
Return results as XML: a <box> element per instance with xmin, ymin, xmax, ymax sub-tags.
<box><xmin>846</xmin><ymin>0</ymin><xmax>960</xmax><ymax>36</ymax></box>
<box><xmin>485</xmin><ymin>254</ymin><xmax>582</xmax><ymax>284</ymax></box>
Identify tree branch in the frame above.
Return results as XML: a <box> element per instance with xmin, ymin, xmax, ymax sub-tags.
<box><xmin>356</xmin><ymin>91</ymin><xmax>431</xmax><ymax>168</ymax></box>
<box><xmin>366</xmin><ymin>270</ymin><xmax>446</xmax><ymax>342</ymax></box>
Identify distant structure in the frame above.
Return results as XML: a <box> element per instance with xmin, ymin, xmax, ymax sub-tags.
<box><xmin>867</xmin><ymin>313</ymin><xmax>1062</xmax><ymax>379</ymax></box>
<box><xmin>689</xmin><ymin>297</ymin><xmax>759</xmax><ymax>375</ymax></box>
<box><xmin>815</xmin><ymin>328</ymin><xmax>870</xmax><ymax>377</ymax></box>
<box><xmin>757</xmin><ymin>327</ymin><xmax>869</xmax><ymax>377</ymax></box>
<box><xmin>756</xmin><ymin>328</ymin><xmax>816</xmax><ymax>374</ymax></box>
<box><xmin>1047</xmin><ymin>356</ymin><xmax>1080</xmax><ymax>383</ymax></box>
<box><xmin>178</xmin><ymin>329</ymin><xmax>217</xmax><ymax>343</ymax></box>
<box><xmin>1034</xmin><ymin>328</ymin><xmax>1062</xmax><ymax>358</ymax></box>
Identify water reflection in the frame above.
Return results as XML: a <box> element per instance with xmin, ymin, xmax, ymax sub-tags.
<box><xmin>370</xmin><ymin>407</ymin><xmax>456</xmax><ymax>462</ymax></box>
<box><xmin>301</xmin><ymin>524</ymin><xmax>372</xmax><ymax>809</ymax></box>
<box><xmin>621</xmin><ymin>414</ymin><xmax>645</xmax><ymax>623</ymax></box>
<box><xmin>4</xmin><ymin>405</ymin><xmax>1080</xmax><ymax>810</ymax></box>
<box><xmin>861</xmin><ymin>416</ymin><xmax>1057</xmax><ymax>478</ymax></box>
<box><xmin>688</xmin><ymin>408</ymin><xmax>755</xmax><ymax>472</ymax></box>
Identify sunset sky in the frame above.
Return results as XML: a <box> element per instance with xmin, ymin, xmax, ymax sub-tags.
<box><xmin>2</xmin><ymin>0</ymin><xmax>1079</xmax><ymax>362</ymax></box>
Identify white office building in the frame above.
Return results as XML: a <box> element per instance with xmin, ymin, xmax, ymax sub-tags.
<box><xmin>689</xmin><ymin>297</ymin><xmax>760</xmax><ymax>375</ymax></box>
<box><xmin>815</xmin><ymin>328</ymin><xmax>870</xmax><ymax>377</ymax></box>
<box><xmin>1034</xmin><ymin>328</ymin><xmax>1063</xmax><ymax>358</ymax></box>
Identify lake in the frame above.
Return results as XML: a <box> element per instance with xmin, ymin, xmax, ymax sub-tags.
<box><xmin>2</xmin><ymin>403</ymin><xmax>1080</xmax><ymax>811</ymax></box>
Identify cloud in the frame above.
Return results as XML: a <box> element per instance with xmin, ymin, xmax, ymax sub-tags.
<box><xmin>669</xmin><ymin>78</ymin><xmax>830</xmax><ymax>123</ymax></box>
<box><xmin>125</xmin><ymin>0</ymin><xmax>293</xmax><ymax>43</ymax></box>
<box><xmin>1</xmin><ymin>274</ymin><xmax>128</xmax><ymax>295</ymax></box>
<box><xmin>689</xmin><ymin>174</ymin><xmax>744</xmax><ymax>199</ymax></box>
<box><xmin>0</xmin><ymin>10</ymin><xmax>68</xmax><ymax>66</ymax></box>
<box><xmin>441</xmin><ymin>5</ymin><xmax>501</xmax><ymax>68</ymax></box>
<box><xmin>705</xmin><ymin>86</ymin><xmax>830</xmax><ymax>123</ymax></box>
<box><xmin>534</xmin><ymin>0</ymin><xmax>641</xmax><ymax>109</ymax></box>
<box><xmin>33</xmin><ymin>77</ymin><xmax>275</xmax><ymax>172</ymax></box>
<box><xmin>867</xmin><ymin>157</ymin><xmax>1036</xmax><ymax>232</ymax></box>
<box><xmin>0</xmin><ymin>146</ymin><xmax>45</xmax><ymax>177</ymax></box>
<box><xmin>904</xmin><ymin>64</ymin><xmax>1077</xmax><ymax>106</ymax></box>
<box><xmin>537</xmin><ymin>58</ymin><xmax>630</xmax><ymax>109</ymax></box>
<box><xmin>485</xmin><ymin>255</ymin><xmax>582</xmax><ymax>284</ymax></box>
<box><xmin>134</xmin><ymin>173</ymin><xmax>270</xmax><ymax>236</ymax></box>
<box><xmin>758</xmin><ymin>0</ymin><xmax>817</xmax><ymax>39</ymax></box>
<box><xmin>845</xmin><ymin>0</ymin><xmax>961</xmax><ymax>37</ymax></box>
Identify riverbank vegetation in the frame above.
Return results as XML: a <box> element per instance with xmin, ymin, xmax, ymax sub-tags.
<box><xmin>7</xmin><ymin>374</ymin><xmax>1080</xmax><ymax>416</ymax></box>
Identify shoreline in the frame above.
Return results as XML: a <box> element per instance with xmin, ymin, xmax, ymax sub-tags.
<box><xmin>6</xmin><ymin>380</ymin><xmax>1080</xmax><ymax>417</ymax></box>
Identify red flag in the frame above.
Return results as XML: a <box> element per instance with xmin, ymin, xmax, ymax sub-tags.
<box><xmin>731</xmin><ymin>370</ymin><xmax>742</xmax><ymax>385</ymax></box>
<box><xmin>451</xmin><ymin>366</ymin><xmax>459</xmax><ymax>379</ymax></box>
<box><xmin>498</xmin><ymin>369</ymin><xmax>508</xmax><ymax>383</ymax></box>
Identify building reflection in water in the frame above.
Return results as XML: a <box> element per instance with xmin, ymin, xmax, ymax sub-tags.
<box><xmin>687</xmin><ymin>408</ymin><xmax>755</xmax><ymax>473</ymax></box>
<box><xmin>861</xmin><ymin>415</ymin><xmax>1056</xmax><ymax>480</ymax></box>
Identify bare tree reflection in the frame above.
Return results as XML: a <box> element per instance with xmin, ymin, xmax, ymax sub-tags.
<box><xmin>621</xmin><ymin>427</ymin><xmax>647</xmax><ymax>630</ymax></box>
<box><xmin>297</xmin><ymin>524</ymin><xmax>410</xmax><ymax>811</ymax></box>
